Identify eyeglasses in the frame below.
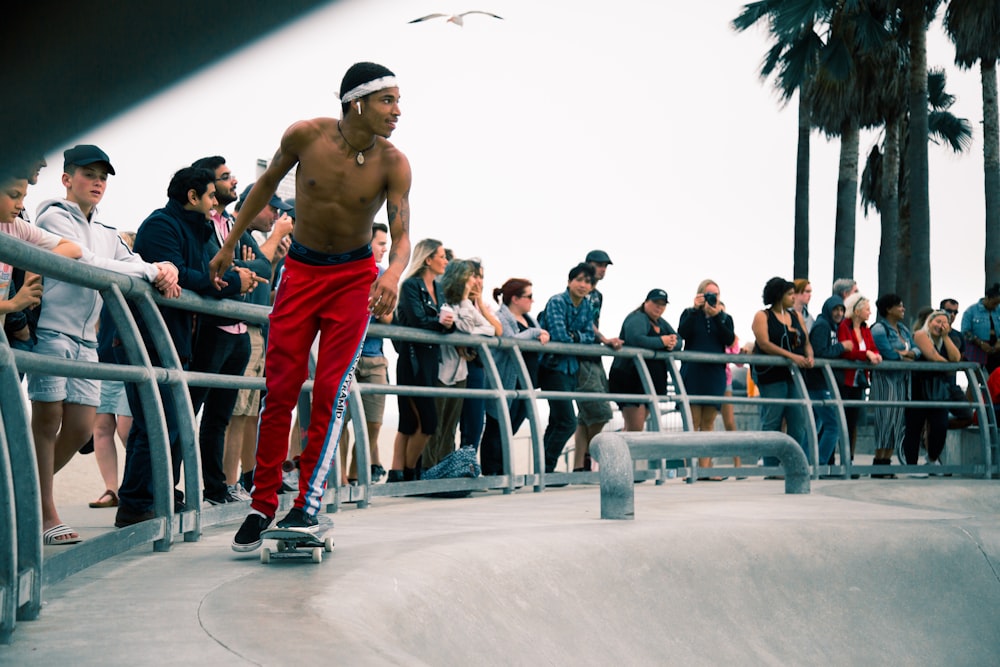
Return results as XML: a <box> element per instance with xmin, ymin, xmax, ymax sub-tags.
<box><xmin>945</xmin><ymin>309</ymin><xmax>959</xmax><ymax>316</ymax></box>
<box><xmin>215</xmin><ymin>173</ymin><xmax>233</xmax><ymax>182</ymax></box>
<box><xmin>519</xmin><ymin>293</ymin><xmax>533</xmax><ymax>300</ymax></box>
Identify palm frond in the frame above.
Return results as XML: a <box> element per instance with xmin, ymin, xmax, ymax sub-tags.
<box><xmin>944</xmin><ymin>0</ymin><xmax>1000</xmax><ymax>67</ymax></box>
<box><xmin>928</xmin><ymin>111</ymin><xmax>974</xmax><ymax>153</ymax></box>
<box><xmin>860</xmin><ymin>144</ymin><xmax>884</xmax><ymax>216</ymax></box>
<box><xmin>927</xmin><ymin>68</ymin><xmax>955</xmax><ymax>111</ymax></box>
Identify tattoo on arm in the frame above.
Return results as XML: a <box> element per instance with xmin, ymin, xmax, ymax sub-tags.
<box><xmin>385</xmin><ymin>195</ymin><xmax>410</xmax><ymax>269</ymax></box>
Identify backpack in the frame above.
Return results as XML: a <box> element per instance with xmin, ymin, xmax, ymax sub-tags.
<box><xmin>421</xmin><ymin>445</ymin><xmax>481</xmax><ymax>480</ymax></box>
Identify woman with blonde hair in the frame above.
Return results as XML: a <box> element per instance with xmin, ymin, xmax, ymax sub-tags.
<box><xmin>902</xmin><ymin>310</ymin><xmax>961</xmax><ymax>468</ymax></box>
<box><xmin>792</xmin><ymin>278</ymin><xmax>814</xmax><ymax>332</ymax></box>
<box><xmin>678</xmin><ymin>279</ymin><xmax>735</xmax><ymax>479</ymax></box>
<box><xmin>837</xmin><ymin>293</ymin><xmax>882</xmax><ymax>472</ymax></box>
<box><xmin>389</xmin><ymin>239</ymin><xmax>453</xmax><ymax>482</ymax></box>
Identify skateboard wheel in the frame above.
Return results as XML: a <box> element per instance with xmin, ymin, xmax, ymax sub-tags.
<box><xmin>276</xmin><ymin>540</ymin><xmax>287</xmax><ymax>553</ymax></box>
<box><xmin>261</xmin><ymin>548</ymin><xmax>271</xmax><ymax>564</ymax></box>
<box><xmin>312</xmin><ymin>548</ymin><xmax>322</xmax><ymax>563</ymax></box>
<box><xmin>324</xmin><ymin>537</ymin><xmax>334</xmax><ymax>552</ymax></box>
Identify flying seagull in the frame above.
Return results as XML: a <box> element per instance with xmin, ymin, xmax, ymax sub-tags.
<box><xmin>408</xmin><ymin>11</ymin><xmax>504</xmax><ymax>26</ymax></box>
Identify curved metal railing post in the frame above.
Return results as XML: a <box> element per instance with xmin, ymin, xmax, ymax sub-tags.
<box><xmin>0</xmin><ymin>337</ymin><xmax>42</xmax><ymax>635</ymax></box>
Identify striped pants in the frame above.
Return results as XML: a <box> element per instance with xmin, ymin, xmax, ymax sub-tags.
<box><xmin>871</xmin><ymin>370</ymin><xmax>909</xmax><ymax>462</ymax></box>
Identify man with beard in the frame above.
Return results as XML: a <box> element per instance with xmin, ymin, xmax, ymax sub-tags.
<box><xmin>188</xmin><ymin>156</ymin><xmax>272</xmax><ymax>505</ymax></box>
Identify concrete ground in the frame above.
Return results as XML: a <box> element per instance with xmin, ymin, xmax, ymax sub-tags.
<box><xmin>6</xmin><ymin>477</ymin><xmax>1000</xmax><ymax>666</ymax></box>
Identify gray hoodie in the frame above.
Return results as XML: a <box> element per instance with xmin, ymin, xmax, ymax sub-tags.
<box><xmin>34</xmin><ymin>198</ymin><xmax>159</xmax><ymax>343</ymax></box>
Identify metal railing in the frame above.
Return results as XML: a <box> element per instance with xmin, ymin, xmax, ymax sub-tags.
<box><xmin>1</xmin><ymin>232</ymin><xmax>997</xmax><ymax>642</ymax></box>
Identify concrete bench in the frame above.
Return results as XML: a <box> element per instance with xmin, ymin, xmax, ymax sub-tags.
<box><xmin>590</xmin><ymin>431</ymin><xmax>811</xmax><ymax>520</ymax></box>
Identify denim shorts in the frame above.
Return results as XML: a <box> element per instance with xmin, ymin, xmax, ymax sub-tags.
<box><xmin>97</xmin><ymin>379</ymin><xmax>131</xmax><ymax>417</ymax></box>
<box><xmin>27</xmin><ymin>328</ymin><xmax>100</xmax><ymax>406</ymax></box>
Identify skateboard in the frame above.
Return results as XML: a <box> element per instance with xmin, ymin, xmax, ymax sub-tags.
<box><xmin>259</xmin><ymin>515</ymin><xmax>334</xmax><ymax>564</ymax></box>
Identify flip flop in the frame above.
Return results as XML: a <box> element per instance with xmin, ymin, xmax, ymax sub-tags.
<box><xmin>43</xmin><ymin>523</ymin><xmax>82</xmax><ymax>545</ymax></box>
<box><xmin>89</xmin><ymin>489</ymin><xmax>119</xmax><ymax>508</ymax></box>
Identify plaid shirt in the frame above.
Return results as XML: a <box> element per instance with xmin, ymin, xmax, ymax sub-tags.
<box><xmin>539</xmin><ymin>289</ymin><xmax>595</xmax><ymax>375</ymax></box>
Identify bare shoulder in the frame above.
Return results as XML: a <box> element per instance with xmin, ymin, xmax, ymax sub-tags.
<box><xmin>282</xmin><ymin>117</ymin><xmax>336</xmax><ymax>151</ymax></box>
<box><xmin>380</xmin><ymin>140</ymin><xmax>412</xmax><ymax>182</ymax></box>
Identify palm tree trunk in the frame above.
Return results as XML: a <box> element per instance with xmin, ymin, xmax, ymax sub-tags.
<box><xmin>983</xmin><ymin>58</ymin><xmax>1000</xmax><ymax>287</ymax></box>
<box><xmin>879</xmin><ymin>117</ymin><xmax>902</xmax><ymax>296</ymax></box>
<box><xmin>794</xmin><ymin>91</ymin><xmax>811</xmax><ymax>279</ymax></box>
<box><xmin>905</xmin><ymin>2</ymin><xmax>932</xmax><ymax>308</ymax></box>
<box><xmin>833</xmin><ymin>121</ymin><xmax>859</xmax><ymax>282</ymax></box>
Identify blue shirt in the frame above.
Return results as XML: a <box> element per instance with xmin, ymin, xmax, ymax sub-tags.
<box><xmin>961</xmin><ymin>300</ymin><xmax>1000</xmax><ymax>344</ymax></box>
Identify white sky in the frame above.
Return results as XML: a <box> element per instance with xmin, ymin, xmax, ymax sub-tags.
<box><xmin>30</xmin><ymin>0</ymin><xmax>987</xmax><ymax>342</ymax></box>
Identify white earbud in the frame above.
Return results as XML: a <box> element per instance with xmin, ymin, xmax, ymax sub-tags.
<box><xmin>356</xmin><ymin>102</ymin><xmax>362</xmax><ymax>114</ymax></box>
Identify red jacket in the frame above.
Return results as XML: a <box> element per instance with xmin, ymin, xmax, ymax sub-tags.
<box><xmin>838</xmin><ymin>318</ymin><xmax>879</xmax><ymax>387</ymax></box>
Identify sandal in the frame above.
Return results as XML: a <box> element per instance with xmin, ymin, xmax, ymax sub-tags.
<box><xmin>89</xmin><ymin>489</ymin><xmax>119</xmax><ymax>508</ymax></box>
<box><xmin>43</xmin><ymin>523</ymin><xmax>82</xmax><ymax>545</ymax></box>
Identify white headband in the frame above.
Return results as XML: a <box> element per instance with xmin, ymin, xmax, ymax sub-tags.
<box><xmin>339</xmin><ymin>76</ymin><xmax>398</xmax><ymax>103</ymax></box>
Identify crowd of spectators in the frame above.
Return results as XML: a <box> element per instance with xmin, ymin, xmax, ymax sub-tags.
<box><xmin>1</xmin><ymin>149</ymin><xmax>994</xmax><ymax>546</ymax></box>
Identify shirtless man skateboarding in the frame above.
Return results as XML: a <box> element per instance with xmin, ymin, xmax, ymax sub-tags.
<box><xmin>212</xmin><ymin>62</ymin><xmax>412</xmax><ymax>551</ymax></box>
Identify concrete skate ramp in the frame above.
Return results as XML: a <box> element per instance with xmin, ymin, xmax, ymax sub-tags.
<box><xmin>202</xmin><ymin>482</ymin><xmax>1000</xmax><ymax>666</ymax></box>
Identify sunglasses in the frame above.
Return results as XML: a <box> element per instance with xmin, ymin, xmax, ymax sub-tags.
<box><xmin>944</xmin><ymin>309</ymin><xmax>958</xmax><ymax>316</ymax></box>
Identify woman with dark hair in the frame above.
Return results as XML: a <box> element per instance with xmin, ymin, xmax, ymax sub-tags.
<box><xmin>609</xmin><ymin>288</ymin><xmax>679</xmax><ymax>432</ymax></box>
<box><xmin>870</xmin><ymin>294</ymin><xmax>917</xmax><ymax>473</ymax></box>
<box><xmin>837</xmin><ymin>293</ymin><xmax>882</xmax><ymax>471</ymax></box>
<box><xmin>751</xmin><ymin>277</ymin><xmax>813</xmax><ymax>467</ymax></box>
<box><xmin>423</xmin><ymin>258</ymin><xmax>502</xmax><ymax>470</ymax></box>
<box><xmin>480</xmin><ymin>278</ymin><xmax>549</xmax><ymax>475</ymax></box>
<box><xmin>389</xmin><ymin>239</ymin><xmax>452</xmax><ymax>482</ymax></box>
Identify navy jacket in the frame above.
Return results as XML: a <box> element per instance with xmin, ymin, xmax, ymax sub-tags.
<box><xmin>132</xmin><ymin>200</ymin><xmax>242</xmax><ymax>363</ymax></box>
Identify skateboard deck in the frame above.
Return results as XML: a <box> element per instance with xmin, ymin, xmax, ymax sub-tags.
<box><xmin>259</xmin><ymin>515</ymin><xmax>334</xmax><ymax>564</ymax></box>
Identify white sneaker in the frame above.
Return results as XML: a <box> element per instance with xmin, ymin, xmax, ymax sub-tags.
<box><xmin>227</xmin><ymin>484</ymin><xmax>252</xmax><ymax>502</ymax></box>
<box><xmin>282</xmin><ymin>468</ymin><xmax>299</xmax><ymax>492</ymax></box>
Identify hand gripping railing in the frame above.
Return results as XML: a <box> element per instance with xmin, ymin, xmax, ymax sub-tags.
<box><xmin>590</xmin><ymin>431</ymin><xmax>811</xmax><ymax>520</ymax></box>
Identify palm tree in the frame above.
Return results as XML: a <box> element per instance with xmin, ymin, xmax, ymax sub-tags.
<box><xmin>861</xmin><ymin>69</ymin><xmax>973</xmax><ymax>297</ymax></box>
<box><xmin>733</xmin><ymin>1</ymin><xmax>832</xmax><ymax>280</ymax></box>
<box><xmin>808</xmin><ymin>1</ymin><xmax>895</xmax><ymax>283</ymax></box>
<box><xmin>944</xmin><ymin>0</ymin><xmax>1000</xmax><ymax>287</ymax></box>
<box><xmin>899</xmin><ymin>0</ymin><xmax>942</xmax><ymax>310</ymax></box>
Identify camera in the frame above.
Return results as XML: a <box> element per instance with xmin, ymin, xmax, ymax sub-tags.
<box><xmin>704</xmin><ymin>292</ymin><xmax>718</xmax><ymax>307</ymax></box>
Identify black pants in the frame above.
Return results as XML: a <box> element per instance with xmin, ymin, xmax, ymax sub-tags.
<box><xmin>188</xmin><ymin>327</ymin><xmax>251</xmax><ymax>501</ymax></box>
<box><xmin>902</xmin><ymin>407</ymin><xmax>949</xmax><ymax>464</ymax></box>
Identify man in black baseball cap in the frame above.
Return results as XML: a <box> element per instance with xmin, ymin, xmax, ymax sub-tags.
<box><xmin>62</xmin><ymin>144</ymin><xmax>115</xmax><ymax>175</ymax></box>
<box><xmin>573</xmin><ymin>248</ymin><xmax>622</xmax><ymax>472</ymax></box>
<box><xmin>585</xmin><ymin>249</ymin><xmax>612</xmax><ymax>265</ymax></box>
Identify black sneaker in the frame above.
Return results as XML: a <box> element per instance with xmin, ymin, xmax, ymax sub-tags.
<box><xmin>276</xmin><ymin>507</ymin><xmax>319</xmax><ymax>533</ymax></box>
<box><xmin>232</xmin><ymin>513</ymin><xmax>272</xmax><ymax>552</ymax></box>
<box><xmin>114</xmin><ymin>506</ymin><xmax>155</xmax><ymax>528</ymax></box>
<box><xmin>371</xmin><ymin>464</ymin><xmax>386</xmax><ymax>483</ymax></box>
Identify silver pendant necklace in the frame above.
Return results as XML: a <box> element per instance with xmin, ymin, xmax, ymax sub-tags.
<box><xmin>338</xmin><ymin>121</ymin><xmax>376</xmax><ymax>165</ymax></box>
